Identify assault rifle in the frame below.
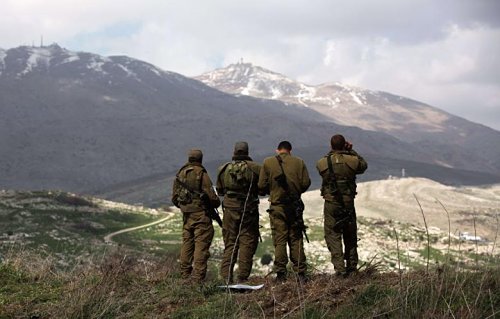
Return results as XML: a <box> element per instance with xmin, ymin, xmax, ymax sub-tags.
<box><xmin>175</xmin><ymin>177</ymin><xmax>223</xmax><ymax>228</ymax></box>
<box><xmin>275</xmin><ymin>156</ymin><xmax>309</xmax><ymax>243</ymax></box>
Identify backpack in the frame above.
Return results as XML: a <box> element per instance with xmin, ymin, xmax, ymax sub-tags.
<box><xmin>175</xmin><ymin>166</ymin><xmax>203</xmax><ymax>205</ymax></box>
<box><xmin>222</xmin><ymin>160</ymin><xmax>254</xmax><ymax>195</ymax></box>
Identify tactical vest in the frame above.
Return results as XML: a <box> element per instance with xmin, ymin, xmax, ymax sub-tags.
<box><xmin>221</xmin><ymin>160</ymin><xmax>254</xmax><ymax>198</ymax></box>
<box><xmin>175</xmin><ymin>165</ymin><xmax>204</xmax><ymax>206</ymax></box>
<box><xmin>320</xmin><ymin>153</ymin><xmax>359</xmax><ymax>199</ymax></box>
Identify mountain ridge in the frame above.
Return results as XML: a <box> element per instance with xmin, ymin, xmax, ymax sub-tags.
<box><xmin>1</xmin><ymin>45</ymin><xmax>499</xmax><ymax>206</ymax></box>
<box><xmin>196</xmin><ymin>62</ymin><xmax>500</xmax><ymax>174</ymax></box>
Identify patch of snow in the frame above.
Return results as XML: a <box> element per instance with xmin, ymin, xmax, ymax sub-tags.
<box><xmin>102</xmin><ymin>95</ymin><xmax>118</xmax><ymax>102</ymax></box>
<box><xmin>149</xmin><ymin>66</ymin><xmax>163</xmax><ymax>77</ymax></box>
<box><xmin>434</xmin><ymin>160</ymin><xmax>453</xmax><ymax>168</ymax></box>
<box><xmin>349</xmin><ymin>92</ymin><xmax>363</xmax><ymax>105</ymax></box>
<box><xmin>270</xmin><ymin>87</ymin><xmax>282</xmax><ymax>99</ymax></box>
<box><xmin>87</xmin><ymin>56</ymin><xmax>109</xmax><ymax>74</ymax></box>
<box><xmin>240</xmin><ymin>87</ymin><xmax>250</xmax><ymax>95</ymax></box>
<box><xmin>240</xmin><ymin>78</ymin><xmax>258</xmax><ymax>95</ymax></box>
<box><xmin>116</xmin><ymin>63</ymin><xmax>138</xmax><ymax>79</ymax></box>
<box><xmin>295</xmin><ymin>84</ymin><xmax>316</xmax><ymax>107</ymax></box>
<box><xmin>60</xmin><ymin>53</ymin><xmax>80</xmax><ymax>64</ymax></box>
<box><xmin>19</xmin><ymin>48</ymin><xmax>52</xmax><ymax>76</ymax></box>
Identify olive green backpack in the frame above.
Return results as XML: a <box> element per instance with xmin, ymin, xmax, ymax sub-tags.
<box><xmin>222</xmin><ymin>161</ymin><xmax>254</xmax><ymax>195</ymax></box>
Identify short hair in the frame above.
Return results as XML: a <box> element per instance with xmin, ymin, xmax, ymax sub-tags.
<box><xmin>331</xmin><ymin>134</ymin><xmax>346</xmax><ymax>150</ymax></box>
<box><xmin>277</xmin><ymin>141</ymin><xmax>292</xmax><ymax>151</ymax></box>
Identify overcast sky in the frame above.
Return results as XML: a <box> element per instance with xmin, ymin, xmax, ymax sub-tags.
<box><xmin>2</xmin><ymin>0</ymin><xmax>500</xmax><ymax>129</ymax></box>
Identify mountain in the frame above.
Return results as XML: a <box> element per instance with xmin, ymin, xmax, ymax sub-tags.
<box><xmin>196</xmin><ymin>63</ymin><xmax>500</xmax><ymax>175</ymax></box>
<box><xmin>0</xmin><ymin>45</ymin><xmax>327</xmax><ymax>190</ymax></box>
<box><xmin>1</xmin><ymin>45</ymin><xmax>499</xmax><ymax>206</ymax></box>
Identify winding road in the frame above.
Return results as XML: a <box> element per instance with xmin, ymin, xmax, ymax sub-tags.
<box><xmin>104</xmin><ymin>213</ymin><xmax>174</xmax><ymax>244</ymax></box>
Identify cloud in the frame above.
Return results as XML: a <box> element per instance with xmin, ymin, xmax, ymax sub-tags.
<box><xmin>1</xmin><ymin>0</ymin><xmax>499</xmax><ymax>129</ymax></box>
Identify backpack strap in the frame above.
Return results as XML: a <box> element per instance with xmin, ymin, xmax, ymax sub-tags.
<box><xmin>326</xmin><ymin>154</ymin><xmax>346</xmax><ymax>208</ymax></box>
<box><xmin>275</xmin><ymin>155</ymin><xmax>290</xmax><ymax>192</ymax></box>
<box><xmin>217</xmin><ymin>162</ymin><xmax>231</xmax><ymax>186</ymax></box>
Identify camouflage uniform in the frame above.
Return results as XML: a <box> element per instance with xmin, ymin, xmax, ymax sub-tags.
<box><xmin>216</xmin><ymin>142</ymin><xmax>261</xmax><ymax>283</ymax></box>
<box><xmin>258</xmin><ymin>152</ymin><xmax>311</xmax><ymax>277</ymax></box>
<box><xmin>172</xmin><ymin>149</ymin><xmax>220</xmax><ymax>282</ymax></box>
<box><xmin>316</xmin><ymin>149</ymin><xmax>367</xmax><ymax>274</ymax></box>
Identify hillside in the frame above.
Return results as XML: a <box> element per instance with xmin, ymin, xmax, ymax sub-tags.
<box><xmin>302</xmin><ymin>177</ymin><xmax>500</xmax><ymax>240</ymax></box>
<box><xmin>2</xmin><ymin>177</ymin><xmax>498</xmax><ymax>273</ymax></box>
<box><xmin>2</xmin><ymin>178</ymin><xmax>499</xmax><ymax>317</ymax></box>
<box><xmin>2</xmin><ymin>252</ymin><xmax>499</xmax><ymax>318</ymax></box>
<box><xmin>196</xmin><ymin>62</ymin><xmax>500</xmax><ymax>175</ymax></box>
<box><xmin>1</xmin><ymin>45</ymin><xmax>500</xmax><ymax>206</ymax></box>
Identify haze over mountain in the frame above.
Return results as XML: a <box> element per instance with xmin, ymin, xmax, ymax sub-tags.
<box><xmin>197</xmin><ymin>63</ymin><xmax>500</xmax><ymax>174</ymax></box>
<box><xmin>1</xmin><ymin>45</ymin><xmax>499</xmax><ymax>206</ymax></box>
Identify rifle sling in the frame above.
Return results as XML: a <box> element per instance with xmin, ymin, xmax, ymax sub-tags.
<box><xmin>275</xmin><ymin>155</ymin><xmax>290</xmax><ymax>192</ymax></box>
<box><xmin>327</xmin><ymin>154</ymin><xmax>346</xmax><ymax>209</ymax></box>
<box><xmin>176</xmin><ymin>175</ymin><xmax>202</xmax><ymax>197</ymax></box>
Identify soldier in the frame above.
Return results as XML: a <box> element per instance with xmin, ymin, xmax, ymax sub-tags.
<box><xmin>216</xmin><ymin>141</ymin><xmax>261</xmax><ymax>284</ymax></box>
<box><xmin>258</xmin><ymin>141</ymin><xmax>311</xmax><ymax>282</ymax></box>
<box><xmin>316</xmin><ymin>134</ymin><xmax>367</xmax><ymax>276</ymax></box>
<box><xmin>172</xmin><ymin>149</ymin><xmax>220</xmax><ymax>283</ymax></box>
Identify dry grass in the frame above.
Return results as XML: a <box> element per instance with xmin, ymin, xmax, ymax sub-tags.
<box><xmin>1</xmin><ymin>249</ymin><xmax>499</xmax><ymax>318</ymax></box>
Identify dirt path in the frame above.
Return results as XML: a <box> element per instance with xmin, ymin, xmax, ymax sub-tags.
<box><xmin>104</xmin><ymin>213</ymin><xmax>174</xmax><ymax>243</ymax></box>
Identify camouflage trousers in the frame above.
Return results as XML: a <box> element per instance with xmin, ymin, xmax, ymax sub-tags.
<box><xmin>323</xmin><ymin>200</ymin><xmax>358</xmax><ymax>274</ymax></box>
<box><xmin>268</xmin><ymin>204</ymin><xmax>307</xmax><ymax>276</ymax></box>
<box><xmin>180</xmin><ymin>210</ymin><xmax>214</xmax><ymax>282</ymax></box>
<box><xmin>220</xmin><ymin>205</ymin><xmax>259</xmax><ymax>283</ymax></box>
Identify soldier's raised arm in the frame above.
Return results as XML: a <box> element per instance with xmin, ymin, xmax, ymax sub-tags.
<box><xmin>201</xmin><ymin>171</ymin><xmax>221</xmax><ymax>208</ymax></box>
<box><xmin>349</xmin><ymin>149</ymin><xmax>368</xmax><ymax>174</ymax></box>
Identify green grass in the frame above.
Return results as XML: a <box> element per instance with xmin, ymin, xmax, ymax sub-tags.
<box><xmin>1</xmin><ymin>250</ymin><xmax>499</xmax><ymax>319</ymax></box>
<box><xmin>0</xmin><ymin>192</ymin><xmax>163</xmax><ymax>266</ymax></box>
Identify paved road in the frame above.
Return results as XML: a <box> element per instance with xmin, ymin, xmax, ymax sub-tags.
<box><xmin>104</xmin><ymin>213</ymin><xmax>174</xmax><ymax>243</ymax></box>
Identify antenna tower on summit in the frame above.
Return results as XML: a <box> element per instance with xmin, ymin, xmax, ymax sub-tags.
<box><xmin>40</xmin><ymin>35</ymin><xmax>44</xmax><ymax>47</ymax></box>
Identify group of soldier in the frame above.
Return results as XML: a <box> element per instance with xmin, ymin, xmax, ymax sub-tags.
<box><xmin>171</xmin><ymin>134</ymin><xmax>367</xmax><ymax>284</ymax></box>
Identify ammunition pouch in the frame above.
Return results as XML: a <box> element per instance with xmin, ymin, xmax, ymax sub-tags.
<box><xmin>322</xmin><ymin>179</ymin><xmax>357</xmax><ymax>199</ymax></box>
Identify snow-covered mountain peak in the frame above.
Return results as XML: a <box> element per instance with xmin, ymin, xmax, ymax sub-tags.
<box><xmin>196</xmin><ymin>62</ymin><xmax>317</xmax><ymax>103</ymax></box>
<box><xmin>200</xmin><ymin>62</ymin><xmax>295</xmax><ymax>87</ymax></box>
<box><xmin>195</xmin><ymin>63</ymin><xmax>459</xmax><ymax>136</ymax></box>
<box><xmin>0</xmin><ymin>45</ymin><xmax>186</xmax><ymax>85</ymax></box>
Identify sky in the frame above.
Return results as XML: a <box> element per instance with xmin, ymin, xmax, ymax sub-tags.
<box><xmin>1</xmin><ymin>0</ymin><xmax>500</xmax><ymax>129</ymax></box>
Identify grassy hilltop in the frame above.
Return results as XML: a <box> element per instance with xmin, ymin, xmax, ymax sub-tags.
<box><xmin>1</xmin><ymin>188</ymin><xmax>499</xmax><ymax>318</ymax></box>
<box><xmin>1</xmin><ymin>251</ymin><xmax>499</xmax><ymax>318</ymax></box>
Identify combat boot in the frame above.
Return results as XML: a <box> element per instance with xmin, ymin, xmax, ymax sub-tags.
<box><xmin>275</xmin><ymin>272</ymin><xmax>287</xmax><ymax>283</ymax></box>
